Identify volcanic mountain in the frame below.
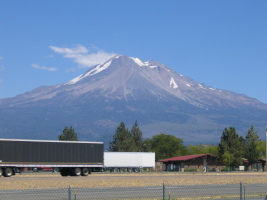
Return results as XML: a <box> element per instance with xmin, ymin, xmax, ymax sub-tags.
<box><xmin>0</xmin><ymin>55</ymin><xmax>266</xmax><ymax>145</ymax></box>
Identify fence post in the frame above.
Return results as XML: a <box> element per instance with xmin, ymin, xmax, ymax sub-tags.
<box><xmin>240</xmin><ymin>182</ymin><xmax>242</xmax><ymax>200</ymax></box>
<box><xmin>74</xmin><ymin>190</ymin><xmax>77</xmax><ymax>200</ymax></box>
<box><xmin>243</xmin><ymin>183</ymin><xmax>247</xmax><ymax>200</ymax></box>
<box><xmin>68</xmin><ymin>185</ymin><xmax>72</xmax><ymax>200</ymax></box>
<box><xmin>163</xmin><ymin>183</ymin><xmax>165</xmax><ymax>200</ymax></box>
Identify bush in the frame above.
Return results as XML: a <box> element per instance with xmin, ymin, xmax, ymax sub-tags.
<box><xmin>221</xmin><ymin>167</ymin><xmax>230</xmax><ymax>172</ymax></box>
<box><xmin>184</xmin><ymin>168</ymin><xmax>196</xmax><ymax>172</ymax></box>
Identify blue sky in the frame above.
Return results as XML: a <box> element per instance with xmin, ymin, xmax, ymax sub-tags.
<box><xmin>1</xmin><ymin>0</ymin><xmax>267</xmax><ymax>103</ymax></box>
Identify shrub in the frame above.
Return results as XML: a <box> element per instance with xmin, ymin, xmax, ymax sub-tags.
<box><xmin>184</xmin><ymin>168</ymin><xmax>196</xmax><ymax>172</ymax></box>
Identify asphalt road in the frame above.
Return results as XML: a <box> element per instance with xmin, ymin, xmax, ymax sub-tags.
<box><xmin>0</xmin><ymin>183</ymin><xmax>266</xmax><ymax>200</ymax></box>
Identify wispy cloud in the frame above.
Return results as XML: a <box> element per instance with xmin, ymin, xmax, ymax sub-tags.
<box><xmin>50</xmin><ymin>45</ymin><xmax>88</xmax><ymax>54</ymax></box>
<box><xmin>32</xmin><ymin>64</ymin><xmax>58</xmax><ymax>71</ymax></box>
<box><xmin>49</xmin><ymin>45</ymin><xmax>115</xmax><ymax>68</ymax></box>
<box><xmin>0</xmin><ymin>56</ymin><xmax>3</xmax><ymax>60</ymax></box>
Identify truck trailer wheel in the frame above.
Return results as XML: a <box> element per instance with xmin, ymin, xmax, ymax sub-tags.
<box><xmin>32</xmin><ymin>167</ymin><xmax>39</xmax><ymax>172</ymax></box>
<box><xmin>81</xmin><ymin>168</ymin><xmax>89</xmax><ymax>176</ymax></box>
<box><xmin>72</xmin><ymin>168</ymin><xmax>81</xmax><ymax>176</ymax></box>
<box><xmin>60</xmin><ymin>168</ymin><xmax>70</xmax><ymax>176</ymax></box>
<box><xmin>3</xmin><ymin>168</ymin><xmax>13</xmax><ymax>177</ymax></box>
<box><xmin>0</xmin><ymin>168</ymin><xmax>3</xmax><ymax>177</ymax></box>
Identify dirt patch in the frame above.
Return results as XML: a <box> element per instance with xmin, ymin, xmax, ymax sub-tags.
<box><xmin>0</xmin><ymin>172</ymin><xmax>267</xmax><ymax>190</ymax></box>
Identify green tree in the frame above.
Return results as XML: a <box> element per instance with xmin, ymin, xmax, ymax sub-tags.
<box><xmin>130</xmin><ymin>121</ymin><xmax>144</xmax><ymax>152</ymax></box>
<box><xmin>150</xmin><ymin>132</ymin><xmax>186</xmax><ymax>161</ymax></box>
<box><xmin>108</xmin><ymin>122</ymin><xmax>136</xmax><ymax>152</ymax></box>
<box><xmin>58</xmin><ymin>126</ymin><xmax>79</xmax><ymax>141</ymax></box>
<box><xmin>203</xmin><ymin>145</ymin><xmax>219</xmax><ymax>156</ymax></box>
<box><xmin>222</xmin><ymin>151</ymin><xmax>235</xmax><ymax>170</ymax></box>
<box><xmin>187</xmin><ymin>144</ymin><xmax>219</xmax><ymax>156</ymax></box>
<box><xmin>257</xmin><ymin>140</ymin><xmax>266</xmax><ymax>159</ymax></box>
<box><xmin>218</xmin><ymin>127</ymin><xmax>245</xmax><ymax>167</ymax></box>
<box><xmin>244</xmin><ymin>125</ymin><xmax>260</xmax><ymax>166</ymax></box>
<box><xmin>142</xmin><ymin>138</ymin><xmax>152</xmax><ymax>152</ymax></box>
<box><xmin>187</xmin><ymin>144</ymin><xmax>205</xmax><ymax>155</ymax></box>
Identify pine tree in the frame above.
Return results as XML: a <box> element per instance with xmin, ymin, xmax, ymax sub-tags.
<box><xmin>142</xmin><ymin>138</ymin><xmax>152</xmax><ymax>152</ymax></box>
<box><xmin>218</xmin><ymin>127</ymin><xmax>245</xmax><ymax>167</ymax></box>
<box><xmin>108</xmin><ymin>122</ymin><xmax>136</xmax><ymax>152</ymax></box>
<box><xmin>130</xmin><ymin>121</ymin><xmax>144</xmax><ymax>152</ymax></box>
<box><xmin>245</xmin><ymin>125</ymin><xmax>260</xmax><ymax>166</ymax></box>
<box><xmin>58</xmin><ymin>126</ymin><xmax>79</xmax><ymax>141</ymax></box>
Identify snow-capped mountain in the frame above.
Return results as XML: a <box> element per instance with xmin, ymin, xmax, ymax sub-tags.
<box><xmin>0</xmin><ymin>55</ymin><xmax>266</xmax><ymax>145</ymax></box>
<box><xmin>2</xmin><ymin>55</ymin><xmax>265</xmax><ymax>110</ymax></box>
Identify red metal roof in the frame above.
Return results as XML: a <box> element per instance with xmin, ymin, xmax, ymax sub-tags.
<box><xmin>241</xmin><ymin>158</ymin><xmax>266</xmax><ymax>163</ymax></box>
<box><xmin>159</xmin><ymin>154</ymin><xmax>216</xmax><ymax>162</ymax></box>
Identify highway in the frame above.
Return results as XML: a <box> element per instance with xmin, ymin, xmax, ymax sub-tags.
<box><xmin>0</xmin><ymin>183</ymin><xmax>266</xmax><ymax>200</ymax></box>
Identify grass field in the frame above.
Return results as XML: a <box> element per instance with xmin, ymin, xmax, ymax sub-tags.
<box><xmin>0</xmin><ymin>172</ymin><xmax>267</xmax><ymax>190</ymax></box>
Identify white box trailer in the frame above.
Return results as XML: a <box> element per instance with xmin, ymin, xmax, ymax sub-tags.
<box><xmin>104</xmin><ymin>152</ymin><xmax>155</xmax><ymax>172</ymax></box>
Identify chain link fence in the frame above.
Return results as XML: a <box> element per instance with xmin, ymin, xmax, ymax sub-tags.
<box><xmin>0</xmin><ymin>182</ymin><xmax>266</xmax><ymax>200</ymax></box>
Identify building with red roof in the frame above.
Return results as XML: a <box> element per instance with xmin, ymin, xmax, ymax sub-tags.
<box><xmin>160</xmin><ymin>154</ymin><xmax>267</xmax><ymax>172</ymax></box>
<box><xmin>159</xmin><ymin>154</ymin><xmax>223</xmax><ymax>172</ymax></box>
<box><xmin>242</xmin><ymin>158</ymin><xmax>266</xmax><ymax>171</ymax></box>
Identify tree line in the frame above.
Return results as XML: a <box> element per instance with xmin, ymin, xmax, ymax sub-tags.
<box><xmin>58</xmin><ymin>122</ymin><xmax>266</xmax><ymax>168</ymax></box>
<box><xmin>107</xmin><ymin>122</ymin><xmax>266</xmax><ymax>168</ymax></box>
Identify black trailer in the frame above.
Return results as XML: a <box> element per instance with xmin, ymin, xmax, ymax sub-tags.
<box><xmin>0</xmin><ymin>139</ymin><xmax>104</xmax><ymax>177</ymax></box>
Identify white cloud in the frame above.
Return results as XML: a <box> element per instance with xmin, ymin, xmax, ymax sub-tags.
<box><xmin>50</xmin><ymin>45</ymin><xmax>88</xmax><ymax>54</ymax></box>
<box><xmin>49</xmin><ymin>45</ymin><xmax>115</xmax><ymax>68</ymax></box>
<box><xmin>32</xmin><ymin>64</ymin><xmax>58</xmax><ymax>71</ymax></box>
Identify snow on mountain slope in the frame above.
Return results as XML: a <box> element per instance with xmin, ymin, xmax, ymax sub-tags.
<box><xmin>67</xmin><ymin>60</ymin><xmax>113</xmax><ymax>84</ymax></box>
<box><xmin>0</xmin><ymin>55</ymin><xmax>266</xmax><ymax>110</ymax></box>
<box><xmin>1</xmin><ymin>54</ymin><xmax>267</xmax><ymax>144</ymax></box>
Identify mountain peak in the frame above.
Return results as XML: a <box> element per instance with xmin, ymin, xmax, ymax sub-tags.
<box><xmin>56</xmin><ymin>55</ymin><xmax>267</xmax><ymax>110</ymax></box>
<box><xmin>1</xmin><ymin>54</ymin><xmax>267</xmax><ymax>144</ymax></box>
<box><xmin>1</xmin><ymin>54</ymin><xmax>266</xmax><ymax>111</ymax></box>
<box><xmin>66</xmin><ymin>55</ymin><xmax>161</xmax><ymax>85</ymax></box>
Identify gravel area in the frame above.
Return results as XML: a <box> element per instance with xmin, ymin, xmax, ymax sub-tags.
<box><xmin>0</xmin><ymin>172</ymin><xmax>267</xmax><ymax>190</ymax></box>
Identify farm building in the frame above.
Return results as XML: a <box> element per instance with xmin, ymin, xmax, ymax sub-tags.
<box><xmin>159</xmin><ymin>154</ymin><xmax>223</xmax><ymax>172</ymax></box>
<box><xmin>243</xmin><ymin>158</ymin><xmax>266</xmax><ymax>172</ymax></box>
<box><xmin>160</xmin><ymin>154</ymin><xmax>267</xmax><ymax>172</ymax></box>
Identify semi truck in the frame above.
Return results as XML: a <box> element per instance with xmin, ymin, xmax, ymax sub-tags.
<box><xmin>0</xmin><ymin>139</ymin><xmax>104</xmax><ymax>177</ymax></box>
<box><xmin>104</xmin><ymin>152</ymin><xmax>155</xmax><ymax>172</ymax></box>
<box><xmin>0</xmin><ymin>139</ymin><xmax>156</xmax><ymax>177</ymax></box>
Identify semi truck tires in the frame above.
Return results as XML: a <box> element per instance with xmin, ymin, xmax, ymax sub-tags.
<box><xmin>60</xmin><ymin>168</ymin><xmax>69</xmax><ymax>176</ymax></box>
<box><xmin>60</xmin><ymin>167</ymin><xmax>91</xmax><ymax>176</ymax></box>
<box><xmin>81</xmin><ymin>168</ymin><xmax>89</xmax><ymax>176</ymax></box>
<box><xmin>32</xmin><ymin>167</ymin><xmax>39</xmax><ymax>172</ymax></box>
<box><xmin>72</xmin><ymin>168</ymin><xmax>81</xmax><ymax>176</ymax></box>
<box><xmin>3</xmin><ymin>168</ymin><xmax>13</xmax><ymax>177</ymax></box>
<box><xmin>0</xmin><ymin>168</ymin><xmax>2</xmax><ymax>176</ymax></box>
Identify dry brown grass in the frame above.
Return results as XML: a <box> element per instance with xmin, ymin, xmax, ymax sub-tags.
<box><xmin>0</xmin><ymin>172</ymin><xmax>267</xmax><ymax>190</ymax></box>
